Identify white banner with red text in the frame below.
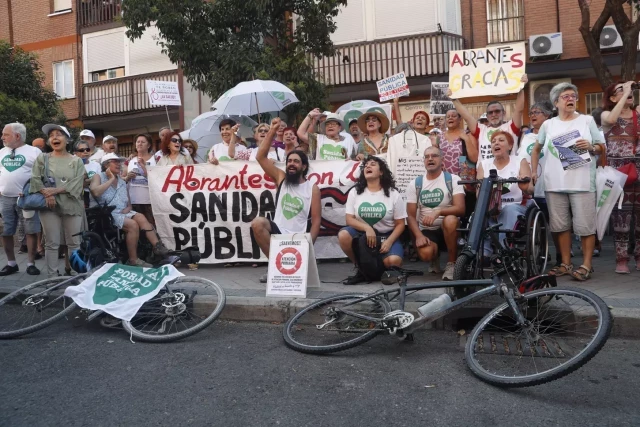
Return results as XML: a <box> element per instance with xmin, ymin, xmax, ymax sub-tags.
<box><xmin>148</xmin><ymin>161</ymin><xmax>362</xmax><ymax>264</ymax></box>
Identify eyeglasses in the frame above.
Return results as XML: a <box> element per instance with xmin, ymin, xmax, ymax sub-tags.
<box><xmin>528</xmin><ymin>110</ymin><xmax>544</xmax><ymax>117</ymax></box>
<box><xmin>424</xmin><ymin>154</ymin><xmax>441</xmax><ymax>159</ymax></box>
<box><xmin>486</xmin><ymin>109</ymin><xmax>503</xmax><ymax>115</ymax></box>
<box><xmin>75</xmin><ymin>148</ymin><xmax>91</xmax><ymax>153</ymax></box>
<box><xmin>365</xmin><ymin>117</ymin><xmax>380</xmax><ymax>123</ymax></box>
<box><xmin>613</xmin><ymin>86</ymin><xmax>624</xmax><ymax>94</ymax></box>
<box><xmin>559</xmin><ymin>94</ymin><xmax>578</xmax><ymax>101</ymax></box>
<box><xmin>183</xmin><ymin>145</ymin><xmax>193</xmax><ymax>150</ymax></box>
<box><xmin>257</xmin><ymin>129</ymin><xmax>268</xmax><ymax>133</ymax></box>
<box><xmin>170</xmin><ymin>138</ymin><xmax>182</xmax><ymax>144</ymax></box>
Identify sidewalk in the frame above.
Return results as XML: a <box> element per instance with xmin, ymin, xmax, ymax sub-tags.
<box><xmin>1</xmin><ymin>237</ymin><xmax>638</xmax><ymax>337</ymax></box>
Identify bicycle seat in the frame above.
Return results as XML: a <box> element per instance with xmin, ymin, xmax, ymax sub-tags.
<box><xmin>381</xmin><ymin>267</ymin><xmax>424</xmax><ymax>285</ymax></box>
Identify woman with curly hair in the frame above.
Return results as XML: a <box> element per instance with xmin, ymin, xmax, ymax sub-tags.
<box><xmin>339</xmin><ymin>156</ymin><xmax>407</xmax><ymax>285</ymax></box>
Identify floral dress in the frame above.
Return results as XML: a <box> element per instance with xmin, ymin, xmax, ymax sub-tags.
<box><xmin>439</xmin><ymin>133</ymin><xmax>464</xmax><ymax>175</ymax></box>
<box><xmin>96</xmin><ymin>172</ymin><xmax>137</xmax><ymax>229</ymax></box>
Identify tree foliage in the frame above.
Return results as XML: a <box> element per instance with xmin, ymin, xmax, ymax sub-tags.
<box><xmin>0</xmin><ymin>40</ymin><xmax>67</xmax><ymax>142</ymax></box>
<box><xmin>578</xmin><ymin>0</ymin><xmax>640</xmax><ymax>89</ymax></box>
<box><xmin>122</xmin><ymin>0</ymin><xmax>348</xmax><ymax>122</ymax></box>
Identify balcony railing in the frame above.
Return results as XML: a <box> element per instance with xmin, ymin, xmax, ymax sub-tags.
<box><xmin>310</xmin><ymin>32</ymin><xmax>465</xmax><ymax>86</ymax></box>
<box><xmin>83</xmin><ymin>70</ymin><xmax>178</xmax><ymax>117</ymax></box>
<box><xmin>79</xmin><ymin>0</ymin><xmax>123</xmax><ymax>28</ymax></box>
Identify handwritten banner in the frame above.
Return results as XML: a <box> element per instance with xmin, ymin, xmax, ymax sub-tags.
<box><xmin>149</xmin><ymin>161</ymin><xmax>361</xmax><ymax>263</ymax></box>
<box><xmin>395</xmin><ymin>156</ymin><xmax>426</xmax><ymax>201</ymax></box>
<box><xmin>449</xmin><ymin>42</ymin><xmax>526</xmax><ymax>98</ymax></box>
<box><xmin>377</xmin><ymin>72</ymin><xmax>410</xmax><ymax>102</ymax></box>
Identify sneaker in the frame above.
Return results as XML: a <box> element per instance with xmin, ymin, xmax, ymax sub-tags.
<box><xmin>429</xmin><ymin>252</ymin><xmax>441</xmax><ymax>274</ymax></box>
<box><xmin>153</xmin><ymin>241</ymin><xmax>170</xmax><ymax>257</ymax></box>
<box><xmin>442</xmin><ymin>262</ymin><xmax>455</xmax><ymax>281</ymax></box>
<box><xmin>127</xmin><ymin>258</ymin><xmax>152</xmax><ymax>268</ymax></box>
<box><xmin>342</xmin><ymin>269</ymin><xmax>367</xmax><ymax>285</ymax></box>
<box><xmin>17</xmin><ymin>244</ymin><xmax>28</xmax><ymax>254</ymax></box>
<box><xmin>26</xmin><ymin>265</ymin><xmax>40</xmax><ymax>275</ymax></box>
<box><xmin>259</xmin><ymin>274</ymin><xmax>268</xmax><ymax>283</ymax></box>
<box><xmin>0</xmin><ymin>264</ymin><xmax>19</xmax><ymax>276</ymax></box>
<box><xmin>615</xmin><ymin>261</ymin><xmax>630</xmax><ymax>274</ymax></box>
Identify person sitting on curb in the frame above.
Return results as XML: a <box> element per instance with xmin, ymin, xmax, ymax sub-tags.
<box><xmin>340</xmin><ymin>156</ymin><xmax>407</xmax><ymax>285</ymax></box>
<box><xmin>406</xmin><ymin>146</ymin><xmax>465</xmax><ymax>281</ymax></box>
<box><xmin>251</xmin><ymin>118</ymin><xmax>321</xmax><ymax>283</ymax></box>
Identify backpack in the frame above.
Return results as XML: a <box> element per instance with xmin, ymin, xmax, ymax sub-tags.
<box><xmin>415</xmin><ymin>171</ymin><xmax>453</xmax><ymax>202</ymax></box>
<box><xmin>352</xmin><ymin>232</ymin><xmax>387</xmax><ymax>282</ymax></box>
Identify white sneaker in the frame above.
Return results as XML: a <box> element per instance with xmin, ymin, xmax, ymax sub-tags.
<box><xmin>429</xmin><ymin>252</ymin><xmax>441</xmax><ymax>274</ymax></box>
<box><xmin>442</xmin><ymin>262</ymin><xmax>455</xmax><ymax>281</ymax></box>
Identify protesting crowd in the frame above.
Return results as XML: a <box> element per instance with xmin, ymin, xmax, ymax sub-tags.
<box><xmin>1</xmin><ymin>75</ymin><xmax>639</xmax><ymax>285</ymax></box>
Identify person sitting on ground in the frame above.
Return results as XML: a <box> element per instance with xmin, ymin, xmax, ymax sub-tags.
<box><xmin>477</xmin><ymin>131</ymin><xmax>533</xmax><ymax>258</ymax></box>
<box><xmin>297</xmin><ymin>110</ymin><xmax>357</xmax><ymax>160</ymax></box>
<box><xmin>340</xmin><ymin>156</ymin><xmax>407</xmax><ymax>285</ymax></box>
<box><xmin>406</xmin><ymin>146</ymin><xmax>465</xmax><ymax>280</ymax></box>
<box><xmin>207</xmin><ymin>119</ymin><xmax>245</xmax><ymax>163</ymax></box>
<box><xmin>251</xmin><ymin>118</ymin><xmax>321</xmax><ymax>283</ymax></box>
<box><xmin>157</xmin><ymin>132</ymin><xmax>194</xmax><ymax>166</ymax></box>
<box><xmin>90</xmin><ymin>153</ymin><xmax>169</xmax><ymax>267</ymax></box>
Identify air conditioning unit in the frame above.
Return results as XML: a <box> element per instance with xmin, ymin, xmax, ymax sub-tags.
<box><xmin>529</xmin><ymin>78</ymin><xmax>572</xmax><ymax>105</ymax></box>
<box><xmin>529</xmin><ymin>32</ymin><xmax>563</xmax><ymax>60</ymax></box>
<box><xmin>600</xmin><ymin>25</ymin><xmax>623</xmax><ymax>50</ymax></box>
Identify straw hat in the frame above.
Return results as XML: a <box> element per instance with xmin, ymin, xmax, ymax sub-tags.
<box><xmin>357</xmin><ymin>111</ymin><xmax>390</xmax><ymax>134</ymax></box>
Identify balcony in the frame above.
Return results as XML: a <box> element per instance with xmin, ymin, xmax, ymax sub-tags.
<box><xmin>310</xmin><ymin>32</ymin><xmax>465</xmax><ymax>86</ymax></box>
<box><xmin>82</xmin><ymin>70</ymin><xmax>178</xmax><ymax>118</ymax></box>
<box><xmin>79</xmin><ymin>0</ymin><xmax>122</xmax><ymax>29</ymax></box>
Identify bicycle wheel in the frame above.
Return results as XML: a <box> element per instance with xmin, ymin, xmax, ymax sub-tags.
<box><xmin>0</xmin><ymin>277</ymin><xmax>79</xmax><ymax>339</ymax></box>
<box><xmin>526</xmin><ymin>209</ymin><xmax>549</xmax><ymax>276</ymax></box>
<box><xmin>283</xmin><ymin>293</ymin><xmax>392</xmax><ymax>354</ymax></box>
<box><xmin>122</xmin><ymin>276</ymin><xmax>226</xmax><ymax>343</ymax></box>
<box><xmin>465</xmin><ymin>286</ymin><xmax>612</xmax><ymax>388</ymax></box>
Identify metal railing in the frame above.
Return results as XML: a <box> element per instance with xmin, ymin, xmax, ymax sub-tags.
<box><xmin>309</xmin><ymin>32</ymin><xmax>465</xmax><ymax>86</ymax></box>
<box><xmin>79</xmin><ymin>0</ymin><xmax>123</xmax><ymax>28</ymax></box>
<box><xmin>82</xmin><ymin>70</ymin><xmax>178</xmax><ymax>117</ymax></box>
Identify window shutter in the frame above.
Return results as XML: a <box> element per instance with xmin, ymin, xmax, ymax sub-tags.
<box><xmin>53</xmin><ymin>0</ymin><xmax>72</xmax><ymax>12</ymax></box>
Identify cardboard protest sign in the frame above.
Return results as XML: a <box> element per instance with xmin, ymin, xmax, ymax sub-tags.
<box><xmin>266</xmin><ymin>233</ymin><xmax>320</xmax><ymax>298</ymax></box>
<box><xmin>377</xmin><ymin>72</ymin><xmax>410</xmax><ymax>102</ymax></box>
<box><xmin>448</xmin><ymin>43</ymin><xmax>526</xmax><ymax>98</ymax></box>
<box><xmin>146</xmin><ymin>80</ymin><xmax>181</xmax><ymax>106</ymax></box>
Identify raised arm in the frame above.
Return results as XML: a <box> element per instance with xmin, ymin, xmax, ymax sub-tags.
<box><xmin>297</xmin><ymin>108</ymin><xmax>321</xmax><ymax>143</ymax></box>
<box><xmin>228</xmin><ymin>123</ymin><xmax>241</xmax><ymax>159</ymax></box>
<box><xmin>393</xmin><ymin>97</ymin><xmax>403</xmax><ymax>126</ymax></box>
<box><xmin>448</xmin><ymin>88</ymin><xmax>478</xmax><ymax>134</ymax></box>
<box><xmin>257</xmin><ymin>118</ymin><xmax>285</xmax><ymax>184</ymax></box>
<box><xmin>309</xmin><ymin>185</ymin><xmax>321</xmax><ymax>243</ymax></box>
<box><xmin>90</xmin><ymin>170</ymin><xmax>115</xmax><ymax>199</ymax></box>
<box><xmin>601</xmin><ymin>81</ymin><xmax>634</xmax><ymax>127</ymax></box>
<box><xmin>511</xmin><ymin>74</ymin><xmax>528</xmax><ymax>128</ymax></box>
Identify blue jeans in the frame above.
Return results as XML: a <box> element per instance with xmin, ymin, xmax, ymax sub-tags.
<box><xmin>483</xmin><ymin>202</ymin><xmax>530</xmax><ymax>256</ymax></box>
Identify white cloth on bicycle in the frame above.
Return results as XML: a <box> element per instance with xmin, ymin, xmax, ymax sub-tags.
<box><xmin>405</xmin><ymin>171</ymin><xmax>464</xmax><ymax>230</ymax></box>
<box><xmin>480</xmin><ymin>157</ymin><xmax>524</xmax><ymax>206</ymax></box>
<box><xmin>64</xmin><ymin>263</ymin><xmax>184</xmax><ymax>321</ymax></box>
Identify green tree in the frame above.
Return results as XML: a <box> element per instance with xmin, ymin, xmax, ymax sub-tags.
<box><xmin>122</xmin><ymin>0</ymin><xmax>347</xmax><ymax>122</ymax></box>
<box><xmin>578</xmin><ymin>0</ymin><xmax>640</xmax><ymax>89</ymax></box>
<box><xmin>0</xmin><ymin>40</ymin><xmax>68</xmax><ymax>142</ymax></box>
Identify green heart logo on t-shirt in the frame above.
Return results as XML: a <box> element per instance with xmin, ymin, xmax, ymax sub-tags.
<box><xmin>547</xmin><ymin>140</ymin><xmax>559</xmax><ymax>159</ymax></box>
<box><xmin>218</xmin><ymin>156</ymin><xmax>232</xmax><ymax>162</ymax></box>
<box><xmin>281</xmin><ymin>193</ymin><xmax>304</xmax><ymax>220</ymax></box>
<box><xmin>358</xmin><ymin>202</ymin><xmax>387</xmax><ymax>226</ymax></box>
<box><xmin>419</xmin><ymin>188</ymin><xmax>444</xmax><ymax>208</ymax></box>
<box><xmin>486</xmin><ymin>129</ymin><xmax>497</xmax><ymax>143</ymax></box>
<box><xmin>87</xmin><ymin>171</ymin><xmax>96</xmax><ymax>178</ymax></box>
<box><xmin>2</xmin><ymin>154</ymin><xmax>26</xmax><ymax>172</ymax></box>
<box><xmin>320</xmin><ymin>144</ymin><xmax>345</xmax><ymax>160</ymax></box>
<box><xmin>526</xmin><ymin>143</ymin><xmax>544</xmax><ymax>159</ymax></box>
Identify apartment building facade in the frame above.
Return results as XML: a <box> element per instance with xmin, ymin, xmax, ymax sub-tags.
<box><xmin>319</xmin><ymin>0</ymin><xmax>638</xmax><ymax>122</ymax></box>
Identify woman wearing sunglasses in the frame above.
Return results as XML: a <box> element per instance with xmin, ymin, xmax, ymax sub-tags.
<box><xmin>530</xmin><ymin>82</ymin><xmax>605</xmax><ymax>282</ymax></box>
<box><xmin>156</xmin><ymin>132</ymin><xmax>194</xmax><ymax>166</ymax></box>
<box><xmin>74</xmin><ymin>140</ymin><xmax>101</xmax><ymax>208</ymax></box>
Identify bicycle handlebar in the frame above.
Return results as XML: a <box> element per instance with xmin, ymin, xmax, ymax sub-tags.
<box><xmin>458</xmin><ymin>177</ymin><xmax>531</xmax><ymax>185</ymax></box>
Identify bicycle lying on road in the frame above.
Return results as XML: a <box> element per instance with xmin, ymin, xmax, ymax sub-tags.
<box><xmin>0</xmin><ymin>231</ymin><xmax>226</xmax><ymax>343</ymax></box>
<box><xmin>283</xmin><ymin>230</ymin><xmax>612</xmax><ymax>388</ymax></box>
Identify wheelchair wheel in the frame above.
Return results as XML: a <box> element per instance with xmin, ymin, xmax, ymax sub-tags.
<box><xmin>525</xmin><ymin>207</ymin><xmax>549</xmax><ymax>276</ymax></box>
<box><xmin>451</xmin><ymin>252</ymin><xmax>483</xmax><ymax>299</ymax></box>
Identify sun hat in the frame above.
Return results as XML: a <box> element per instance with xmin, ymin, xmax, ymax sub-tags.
<box><xmin>100</xmin><ymin>153</ymin><xmax>126</xmax><ymax>164</ymax></box>
<box><xmin>319</xmin><ymin>113</ymin><xmax>345</xmax><ymax>133</ymax></box>
<box><xmin>79</xmin><ymin>129</ymin><xmax>95</xmax><ymax>140</ymax></box>
<box><xmin>357</xmin><ymin>111</ymin><xmax>390</xmax><ymax>134</ymax></box>
<box><xmin>103</xmin><ymin>135</ymin><xmax>117</xmax><ymax>144</ymax></box>
<box><xmin>183</xmin><ymin>138</ymin><xmax>199</xmax><ymax>152</ymax></box>
<box><xmin>42</xmin><ymin>124</ymin><xmax>70</xmax><ymax>138</ymax></box>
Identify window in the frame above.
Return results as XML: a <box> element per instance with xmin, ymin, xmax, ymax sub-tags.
<box><xmin>486</xmin><ymin>0</ymin><xmax>525</xmax><ymax>44</ymax></box>
<box><xmin>585</xmin><ymin>93</ymin><xmax>603</xmax><ymax>115</ymax></box>
<box><xmin>53</xmin><ymin>60</ymin><xmax>74</xmax><ymax>99</ymax></box>
<box><xmin>53</xmin><ymin>0</ymin><xmax>72</xmax><ymax>13</ymax></box>
<box><xmin>90</xmin><ymin>67</ymin><xmax>125</xmax><ymax>82</ymax></box>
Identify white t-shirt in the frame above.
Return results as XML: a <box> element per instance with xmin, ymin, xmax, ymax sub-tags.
<box><xmin>249</xmin><ymin>147</ymin><xmax>286</xmax><ymax>162</ymax></box>
<box><xmin>387</xmin><ymin>130</ymin><xmax>432</xmax><ymax>177</ymax></box>
<box><xmin>481</xmin><ymin>157</ymin><xmax>524</xmax><ymax>206</ymax></box>
<box><xmin>536</xmin><ymin>115</ymin><xmax>602</xmax><ymax>193</ymax></box>
<box><xmin>89</xmin><ymin>148</ymin><xmax>105</xmax><ymax>164</ymax></box>
<box><xmin>517</xmin><ymin>132</ymin><xmax>547</xmax><ymax>198</ymax></box>
<box><xmin>84</xmin><ymin>161</ymin><xmax>101</xmax><ymax>180</ymax></box>
<box><xmin>315</xmin><ymin>134</ymin><xmax>357</xmax><ymax>160</ymax></box>
<box><xmin>405</xmin><ymin>172</ymin><xmax>464</xmax><ymax>230</ymax></box>
<box><xmin>0</xmin><ymin>144</ymin><xmax>42</xmax><ymax>197</ymax></box>
<box><xmin>127</xmin><ymin>156</ymin><xmax>156</xmax><ymax>205</ymax></box>
<box><xmin>273</xmin><ymin>180</ymin><xmax>314</xmax><ymax>234</ymax></box>
<box><xmin>346</xmin><ymin>188</ymin><xmax>407</xmax><ymax>233</ymax></box>
<box><xmin>474</xmin><ymin>120</ymin><xmax>520</xmax><ymax>161</ymax></box>
<box><xmin>209</xmin><ymin>142</ymin><xmax>247</xmax><ymax>162</ymax></box>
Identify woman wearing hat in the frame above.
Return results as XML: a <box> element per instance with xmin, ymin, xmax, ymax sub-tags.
<box><xmin>297</xmin><ymin>109</ymin><xmax>357</xmax><ymax>160</ymax></box>
<box><xmin>30</xmin><ymin>124</ymin><xmax>86</xmax><ymax>278</ymax></box>
<box><xmin>124</xmin><ymin>133</ymin><xmax>156</xmax><ymax>225</ymax></box>
<box><xmin>182</xmin><ymin>138</ymin><xmax>201</xmax><ymax>163</ymax></box>
<box><xmin>355</xmin><ymin>111</ymin><xmax>391</xmax><ymax>159</ymax></box>
<box><xmin>90</xmin><ymin>153</ymin><xmax>169</xmax><ymax>267</ymax></box>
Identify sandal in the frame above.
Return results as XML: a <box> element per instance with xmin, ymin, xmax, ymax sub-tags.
<box><xmin>571</xmin><ymin>265</ymin><xmax>593</xmax><ymax>281</ymax></box>
<box><xmin>549</xmin><ymin>263</ymin><xmax>572</xmax><ymax>277</ymax></box>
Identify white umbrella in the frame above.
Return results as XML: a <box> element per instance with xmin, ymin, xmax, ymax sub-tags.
<box><xmin>335</xmin><ymin>100</ymin><xmax>382</xmax><ymax>113</ymax></box>
<box><xmin>212</xmin><ymin>80</ymin><xmax>299</xmax><ymax>117</ymax></box>
<box><xmin>188</xmin><ymin>112</ymin><xmax>257</xmax><ymax>161</ymax></box>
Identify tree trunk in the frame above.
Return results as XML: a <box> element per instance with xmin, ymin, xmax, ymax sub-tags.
<box><xmin>620</xmin><ymin>33</ymin><xmax>639</xmax><ymax>82</ymax></box>
<box><xmin>578</xmin><ymin>0</ymin><xmax>614</xmax><ymax>89</ymax></box>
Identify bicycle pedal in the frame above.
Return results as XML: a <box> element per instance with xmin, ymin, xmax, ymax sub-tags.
<box><xmin>383</xmin><ymin>310</ymin><xmax>415</xmax><ymax>334</ymax></box>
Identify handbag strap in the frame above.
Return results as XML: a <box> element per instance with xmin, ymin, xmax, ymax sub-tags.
<box><xmin>633</xmin><ymin>109</ymin><xmax>638</xmax><ymax>155</ymax></box>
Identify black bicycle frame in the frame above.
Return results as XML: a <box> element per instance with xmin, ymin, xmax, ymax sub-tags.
<box><xmin>465</xmin><ymin>173</ymin><xmax>495</xmax><ymax>256</ymax></box>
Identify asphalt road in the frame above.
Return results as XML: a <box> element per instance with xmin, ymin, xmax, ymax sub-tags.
<box><xmin>1</xmin><ymin>321</ymin><xmax>638</xmax><ymax>427</ymax></box>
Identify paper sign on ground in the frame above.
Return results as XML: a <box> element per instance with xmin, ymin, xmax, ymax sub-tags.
<box><xmin>146</xmin><ymin>80</ymin><xmax>182</xmax><ymax>106</ymax></box>
<box><xmin>449</xmin><ymin>42</ymin><xmax>526</xmax><ymax>98</ymax></box>
<box><xmin>430</xmin><ymin>82</ymin><xmax>454</xmax><ymax>116</ymax></box>
<box><xmin>266</xmin><ymin>233</ymin><xmax>320</xmax><ymax>298</ymax></box>
<box><xmin>377</xmin><ymin>72</ymin><xmax>410</xmax><ymax>102</ymax></box>
<box><xmin>550</xmin><ymin>129</ymin><xmax>591</xmax><ymax>170</ymax></box>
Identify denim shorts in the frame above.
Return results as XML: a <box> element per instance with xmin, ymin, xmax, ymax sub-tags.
<box><xmin>0</xmin><ymin>195</ymin><xmax>41</xmax><ymax>236</ymax></box>
<box><xmin>341</xmin><ymin>226</ymin><xmax>404</xmax><ymax>259</ymax></box>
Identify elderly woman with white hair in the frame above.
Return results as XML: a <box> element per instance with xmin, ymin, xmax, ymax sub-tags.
<box><xmin>530</xmin><ymin>83</ymin><xmax>605</xmax><ymax>281</ymax></box>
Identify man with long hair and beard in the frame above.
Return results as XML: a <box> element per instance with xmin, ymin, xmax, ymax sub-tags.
<box><xmin>252</xmin><ymin>118</ymin><xmax>322</xmax><ymax>283</ymax></box>
<box><xmin>339</xmin><ymin>157</ymin><xmax>407</xmax><ymax>285</ymax></box>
